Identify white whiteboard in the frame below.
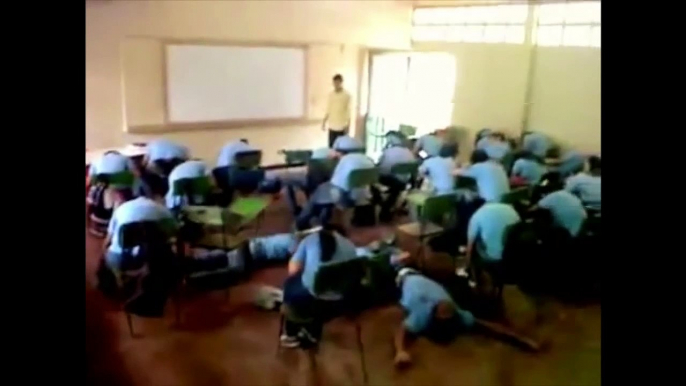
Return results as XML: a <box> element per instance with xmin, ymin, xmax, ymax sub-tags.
<box><xmin>166</xmin><ymin>44</ymin><xmax>306</xmax><ymax>123</ymax></box>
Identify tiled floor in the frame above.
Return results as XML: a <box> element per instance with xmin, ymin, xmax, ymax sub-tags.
<box><xmin>86</xmin><ymin>197</ymin><xmax>601</xmax><ymax>386</ymax></box>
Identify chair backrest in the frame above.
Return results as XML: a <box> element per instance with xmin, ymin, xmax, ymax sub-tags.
<box><xmin>501</xmin><ymin>186</ymin><xmax>531</xmax><ymax>205</ymax></box>
<box><xmin>390</xmin><ymin>161</ymin><xmax>419</xmax><ymax>177</ymax></box>
<box><xmin>234</xmin><ymin>150</ymin><xmax>262</xmax><ymax>169</ymax></box>
<box><xmin>347</xmin><ymin>167</ymin><xmax>379</xmax><ymax>189</ymax></box>
<box><xmin>399</xmin><ymin>124</ymin><xmax>417</xmax><ymax>137</ymax></box>
<box><xmin>119</xmin><ymin>219</ymin><xmax>176</xmax><ymax>250</ymax></box>
<box><xmin>454</xmin><ymin>175</ymin><xmax>477</xmax><ymax>190</ymax></box>
<box><xmin>173</xmin><ymin>176</ymin><xmax>212</xmax><ymax>200</ymax></box>
<box><xmin>340</xmin><ymin>147</ymin><xmax>367</xmax><ymax>155</ymax></box>
<box><xmin>211</xmin><ymin>166</ymin><xmax>231</xmax><ymax>191</ymax></box>
<box><xmin>313</xmin><ymin>258</ymin><xmax>369</xmax><ymax>296</ymax></box>
<box><xmin>154</xmin><ymin>158</ymin><xmax>185</xmax><ymax>177</ymax></box>
<box><xmin>422</xmin><ymin>193</ymin><xmax>457</xmax><ymax>226</ymax></box>
<box><xmin>95</xmin><ymin>171</ymin><xmax>135</xmax><ymax>188</ymax></box>
<box><xmin>280</xmin><ymin>150</ymin><xmax>313</xmax><ymax>165</ymax></box>
<box><xmin>307</xmin><ymin>158</ymin><xmax>338</xmax><ymax>187</ymax></box>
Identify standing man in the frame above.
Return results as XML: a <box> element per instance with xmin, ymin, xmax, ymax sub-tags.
<box><xmin>322</xmin><ymin>74</ymin><xmax>352</xmax><ymax>148</ymax></box>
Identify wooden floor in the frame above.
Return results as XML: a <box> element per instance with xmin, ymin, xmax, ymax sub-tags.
<box><xmin>85</xmin><ymin>196</ymin><xmax>601</xmax><ymax>386</ymax></box>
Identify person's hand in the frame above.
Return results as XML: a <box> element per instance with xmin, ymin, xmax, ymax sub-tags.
<box><xmin>394</xmin><ymin>351</ymin><xmax>412</xmax><ymax>369</ymax></box>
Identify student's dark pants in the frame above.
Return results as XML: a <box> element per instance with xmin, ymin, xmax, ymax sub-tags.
<box><xmin>429</xmin><ymin>196</ymin><xmax>485</xmax><ymax>255</ymax></box>
<box><xmin>370</xmin><ymin>174</ymin><xmax>407</xmax><ymax>219</ymax></box>
<box><xmin>328</xmin><ymin>129</ymin><xmax>346</xmax><ymax>148</ymax></box>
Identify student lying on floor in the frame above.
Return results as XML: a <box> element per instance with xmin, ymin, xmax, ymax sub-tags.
<box><xmin>565</xmin><ymin>155</ymin><xmax>601</xmax><ymax>211</ymax></box>
<box><xmin>102</xmin><ymin>196</ymin><xmax>175</xmax><ymax>273</ymax></box>
<box><xmin>392</xmin><ymin>253</ymin><xmax>539</xmax><ymax>368</ymax></box>
<box><xmin>373</xmin><ymin>132</ymin><xmax>417</xmax><ymax>222</ymax></box>
<box><xmin>413</xmin><ymin>131</ymin><xmax>444</xmax><ymax>159</ymax></box>
<box><xmin>142</xmin><ymin>139</ymin><xmax>190</xmax><ymax>195</ymax></box>
<box><xmin>521</xmin><ymin>131</ymin><xmax>552</xmax><ymax>159</ymax></box>
<box><xmin>476</xmin><ymin>132</ymin><xmax>511</xmax><ymax>162</ymax></box>
<box><xmin>511</xmin><ymin>151</ymin><xmax>548</xmax><ymax>186</ymax></box>
<box><xmin>280</xmin><ymin>224</ymin><xmax>358</xmax><ymax>347</ymax></box>
<box><xmin>165</xmin><ymin>159</ymin><xmax>211</xmax><ymax>210</ymax></box>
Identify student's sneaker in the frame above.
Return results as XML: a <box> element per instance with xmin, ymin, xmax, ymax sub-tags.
<box><xmin>279</xmin><ymin>334</ymin><xmax>300</xmax><ymax>348</ymax></box>
<box><xmin>297</xmin><ymin>328</ymin><xmax>319</xmax><ymax>349</ymax></box>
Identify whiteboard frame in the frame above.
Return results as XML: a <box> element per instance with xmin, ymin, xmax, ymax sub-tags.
<box><xmin>159</xmin><ymin>38</ymin><xmax>310</xmax><ymax>130</ymax></box>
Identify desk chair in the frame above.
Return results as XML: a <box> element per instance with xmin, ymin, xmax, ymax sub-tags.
<box><xmin>278</xmin><ymin>258</ymin><xmax>370</xmax><ymax>386</ymax></box>
<box><xmin>93</xmin><ymin>171</ymin><xmax>135</xmax><ymax>189</ymax></box>
<box><xmin>397</xmin><ymin>193</ymin><xmax>456</xmax><ymax>269</ymax></box>
<box><xmin>280</xmin><ymin>149</ymin><xmax>313</xmax><ymax>166</ymax></box>
<box><xmin>373</xmin><ymin>162</ymin><xmax>419</xmax><ymax>216</ymax></box>
<box><xmin>119</xmin><ymin>219</ymin><xmax>179</xmax><ymax>337</ymax></box>
<box><xmin>454</xmin><ymin>175</ymin><xmax>477</xmax><ymax>190</ymax></box>
<box><xmin>339</xmin><ymin>167</ymin><xmax>379</xmax><ymax>227</ymax></box>
<box><xmin>149</xmin><ymin>158</ymin><xmax>185</xmax><ymax>195</ymax></box>
<box><xmin>172</xmin><ymin>176</ymin><xmax>213</xmax><ymax>210</ymax></box>
<box><xmin>501</xmin><ymin>187</ymin><xmax>532</xmax><ymax>216</ymax></box>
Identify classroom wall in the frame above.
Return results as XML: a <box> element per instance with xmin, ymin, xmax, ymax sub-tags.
<box><xmin>413</xmin><ymin>42</ymin><xmax>601</xmax><ymax>155</ymax></box>
<box><xmin>86</xmin><ymin>0</ymin><xmax>412</xmax><ymax>164</ymax></box>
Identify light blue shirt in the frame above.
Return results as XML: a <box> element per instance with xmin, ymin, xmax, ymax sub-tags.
<box><xmin>414</xmin><ymin>134</ymin><xmax>443</xmax><ymax>157</ymax></box>
<box><xmin>89</xmin><ymin>153</ymin><xmax>133</xmax><ymax>178</ymax></box>
<box><xmin>107</xmin><ymin>197</ymin><xmax>174</xmax><ymax>255</ymax></box>
<box><xmin>538</xmin><ymin>190</ymin><xmax>587</xmax><ymax>237</ymax></box>
<box><xmin>400</xmin><ymin>274</ymin><xmax>475</xmax><ymax>334</ymax></box>
<box><xmin>522</xmin><ymin>132</ymin><xmax>551</xmax><ymax>158</ymax></box>
<box><xmin>330</xmin><ymin>153</ymin><xmax>375</xmax><ymax>191</ymax></box>
<box><xmin>483</xmin><ymin>141</ymin><xmax>511</xmax><ymax>161</ymax></box>
<box><xmin>311</xmin><ymin>147</ymin><xmax>332</xmax><ymax>160</ymax></box>
<box><xmin>512</xmin><ymin>158</ymin><xmax>547</xmax><ymax>186</ymax></box>
<box><xmin>468</xmin><ymin>203</ymin><xmax>521</xmax><ymax>261</ymax></box>
<box><xmin>557</xmin><ymin>151</ymin><xmax>585</xmax><ymax>178</ymax></box>
<box><xmin>419</xmin><ymin>156</ymin><xmax>455</xmax><ymax>194</ymax></box>
<box><xmin>378</xmin><ymin>146</ymin><xmax>416</xmax><ymax>181</ymax></box>
<box><xmin>332</xmin><ymin>135</ymin><xmax>363</xmax><ymax>152</ymax></box>
<box><xmin>292</xmin><ymin>232</ymin><xmax>358</xmax><ymax>299</ymax></box>
<box><xmin>164</xmin><ymin>160</ymin><xmax>207</xmax><ymax>208</ymax></box>
<box><xmin>463</xmin><ymin>162</ymin><xmax>510</xmax><ymax>202</ymax></box>
<box><xmin>217</xmin><ymin>141</ymin><xmax>253</xmax><ymax>167</ymax></box>
<box><xmin>565</xmin><ymin>173</ymin><xmax>601</xmax><ymax>210</ymax></box>
<box><xmin>146</xmin><ymin>139</ymin><xmax>189</xmax><ymax>162</ymax></box>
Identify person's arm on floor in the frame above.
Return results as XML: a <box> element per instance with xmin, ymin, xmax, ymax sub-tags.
<box><xmin>473</xmin><ymin>318</ymin><xmax>540</xmax><ymax>352</ymax></box>
<box><xmin>393</xmin><ymin>323</ymin><xmax>412</xmax><ymax>368</ymax></box>
<box><xmin>287</xmin><ymin>237</ymin><xmax>307</xmax><ymax>276</ymax></box>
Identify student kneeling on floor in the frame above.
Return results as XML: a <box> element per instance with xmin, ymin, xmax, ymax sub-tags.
<box><xmin>280</xmin><ymin>224</ymin><xmax>358</xmax><ymax>348</ymax></box>
<box><xmin>373</xmin><ymin>131</ymin><xmax>417</xmax><ymax>222</ymax></box>
<box><xmin>87</xmin><ymin>151</ymin><xmax>137</xmax><ymax>237</ymax></box>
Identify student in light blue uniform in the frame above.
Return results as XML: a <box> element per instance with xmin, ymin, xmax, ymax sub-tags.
<box><xmin>280</xmin><ymin>225</ymin><xmax>358</xmax><ymax>347</ymax></box>
<box><xmin>330</xmin><ymin>151</ymin><xmax>376</xmax><ymax>206</ymax></box>
<box><xmin>536</xmin><ymin>190</ymin><xmax>587</xmax><ymax>237</ymax></box>
<box><xmin>418</xmin><ymin>151</ymin><xmax>455</xmax><ymax>195</ymax></box>
<box><xmin>465</xmin><ymin>202</ymin><xmax>521</xmax><ymax>267</ymax></box>
<box><xmin>145</xmin><ymin>139</ymin><xmax>189</xmax><ymax>164</ymax></box>
<box><xmin>565</xmin><ymin>155</ymin><xmax>601</xmax><ymax>210</ymax></box>
<box><xmin>332</xmin><ymin>134</ymin><xmax>363</xmax><ymax>153</ymax></box>
<box><xmin>216</xmin><ymin>139</ymin><xmax>253</xmax><ymax>168</ymax></box>
<box><xmin>462</xmin><ymin>151</ymin><xmax>510</xmax><ymax>203</ymax></box>
<box><xmin>556</xmin><ymin>150</ymin><xmax>585</xmax><ymax>179</ymax></box>
<box><xmin>165</xmin><ymin>160</ymin><xmax>208</xmax><ymax>209</ymax></box>
<box><xmin>522</xmin><ymin>132</ymin><xmax>551</xmax><ymax>159</ymax></box>
<box><xmin>89</xmin><ymin>151</ymin><xmax>134</xmax><ymax>178</ymax></box>
<box><xmin>511</xmin><ymin>151</ymin><xmax>548</xmax><ymax>186</ymax></box>
<box><xmin>478</xmin><ymin>133</ymin><xmax>511</xmax><ymax>162</ymax></box>
<box><xmin>375</xmin><ymin>133</ymin><xmax>417</xmax><ymax>221</ymax></box>
<box><xmin>413</xmin><ymin>132</ymin><xmax>444</xmax><ymax>159</ymax></box>
<box><xmin>103</xmin><ymin>196</ymin><xmax>175</xmax><ymax>271</ymax></box>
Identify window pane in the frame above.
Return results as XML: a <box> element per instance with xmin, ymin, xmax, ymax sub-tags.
<box><xmin>505</xmin><ymin>25</ymin><xmax>526</xmax><ymax>44</ymax></box>
<box><xmin>565</xmin><ymin>1</ymin><xmax>601</xmax><ymax>24</ymax></box>
<box><xmin>445</xmin><ymin>26</ymin><xmax>466</xmax><ymax>42</ymax></box>
<box><xmin>483</xmin><ymin>25</ymin><xmax>506</xmax><ymax>43</ymax></box>
<box><xmin>444</xmin><ymin>7</ymin><xmax>468</xmax><ymax>23</ymax></box>
<box><xmin>537</xmin><ymin>3</ymin><xmax>566</xmax><ymax>25</ymax></box>
<box><xmin>412</xmin><ymin>26</ymin><xmax>448</xmax><ymax>42</ymax></box>
<box><xmin>590</xmin><ymin>26</ymin><xmax>601</xmax><ymax>48</ymax></box>
<box><xmin>413</xmin><ymin>7</ymin><xmax>451</xmax><ymax>25</ymax></box>
<box><xmin>499</xmin><ymin>4</ymin><xmax>529</xmax><ymax>23</ymax></box>
<box><xmin>463</xmin><ymin>6</ymin><xmax>487</xmax><ymax>24</ymax></box>
<box><xmin>536</xmin><ymin>25</ymin><xmax>563</xmax><ymax>46</ymax></box>
<box><xmin>562</xmin><ymin>25</ymin><xmax>592</xmax><ymax>47</ymax></box>
<box><xmin>463</xmin><ymin>25</ymin><xmax>485</xmax><ymax>42</ymax></box>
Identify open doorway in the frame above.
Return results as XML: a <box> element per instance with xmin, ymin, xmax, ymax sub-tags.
<box><xmin>365</xmin><ymin>51</ymin><xmax>456</xmax><ymax>158</ymax></box>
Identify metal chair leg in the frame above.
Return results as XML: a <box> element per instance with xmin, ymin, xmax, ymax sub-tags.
<box><xmin>125</xmin><ymin>312</ymin><xmax>134</xmax><ymax>337</ymax></box>
<box><xmin>354</xmin><ymin>320</ymin><xmax>368</xmax><ymax>386</ymax></box>
<box><xmin>276</xmin><ymin>313</ymin><xmax>285</xmax><ymax>355</ymax></box>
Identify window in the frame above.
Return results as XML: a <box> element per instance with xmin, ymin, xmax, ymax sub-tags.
<box><xmin>412</xmin><ymin>5</ymin><xmax>529</xmax><ymax>44</ymax></box>
<box><xmin>535</xmin><ymin>1</ymin><xmax>601</xmax><ymax>48</ymax></box>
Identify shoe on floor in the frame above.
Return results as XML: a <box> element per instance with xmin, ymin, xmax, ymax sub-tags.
<box><xmin>279</xmin><ymin>334</ymin><xmax>300</xmax><ymax>348</ymax></box>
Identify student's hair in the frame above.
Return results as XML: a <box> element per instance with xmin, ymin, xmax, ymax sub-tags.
<box><xmin>588</xmin><ymin>155</ymin><xmax>601</xmax><ymax>175</ymax></box>
<box><xmin>491</xmin><ymin>132</ymin><xmax>506</xmax><ymax>141</ymax></box>
<box><xmin>332</xmin><ymin>74</ymin><xmax>343</xmax><ymax>82</ymax></box>
<box><xmin>470</xmin><ymin>149</ymin><xmax>489</xmax><ymax>164</ymax></box>
<box><xmin>425</xmin><ymin>305</ymin><xmax>459</xmax><ymax>345</ymax></box>
<box><xmin>240</xmin><ymin>138</ymin><xmax>249</xmax><ymax>144</ymax></box>
<box><xmin>319</xmin><ymin>223</ymin><xmax>344</xmax><ymax>263</ymax></box>
<box><xmin>104</xmin><ymin>150</ymin><xmax>121</xmax><ymax>155</ymax></box>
